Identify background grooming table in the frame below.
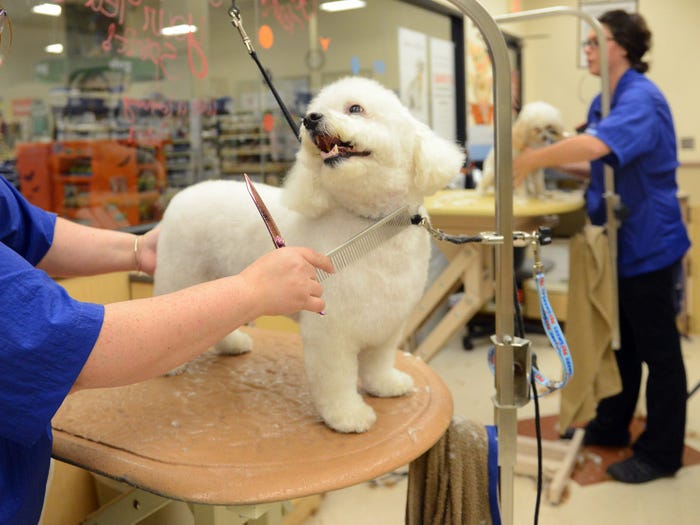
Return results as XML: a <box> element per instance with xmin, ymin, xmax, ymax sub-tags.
<box><xmin>52</xmin><ymin>327</ymin><xmax>453</xmax><ymax>524</ymax></box>
<box><xmin>404</xmin><ymin>189</ymin><xmax>584</xmax><ymax>361</ymax></box>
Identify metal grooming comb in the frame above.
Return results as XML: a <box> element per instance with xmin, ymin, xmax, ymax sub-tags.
<box><xmin>316</xmin><ymin>206</ymin><xmax>414</xmax><ymax>282</ymax></box>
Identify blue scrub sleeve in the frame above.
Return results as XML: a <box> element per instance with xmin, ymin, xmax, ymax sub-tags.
<box><xmin>0</xmin><ymin>177</ymin><xmax>56</xmax><ymax>265</ymax></box>
<box><xmin>0</xmin><ymin>246</ymin><xmax>104</xmax><ymax>445</ymax></box>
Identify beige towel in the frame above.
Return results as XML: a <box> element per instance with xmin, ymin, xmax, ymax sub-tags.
<box><xmin>558</xmin><ymin>225</ymin><xmax>622</xmax><ymax>431</ymax></box>
<box><xmin>406</xmin><ymin>417</ymin><xmax>494</xmax><ymax>525</ymax></box>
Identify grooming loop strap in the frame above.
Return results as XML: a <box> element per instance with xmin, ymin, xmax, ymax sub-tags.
<box><xmin>486</xmin><ymin>235</ymin><xmax>574</xmax><ymax>399</ymax></box>
<box><xmin>532</xmin><ymin>270</ymin><xmax>574</xmax><ymax>394</ymax></box>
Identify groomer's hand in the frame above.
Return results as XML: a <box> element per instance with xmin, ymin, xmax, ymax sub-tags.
<box><xmin>512</xmin><ymin>147</ymin><xmax>536</xmax><ymax>188</ymax></box>
<box><xmin>240</xmin><ymin>247</ymin><xmax>334</xmax><ymax>316</ymax></box>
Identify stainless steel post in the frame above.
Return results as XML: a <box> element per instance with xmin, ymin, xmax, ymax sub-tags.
<box><xmin>495</xmin><ymin>7</ymin><xmax>619</xmax><ymax>349</ymax></box>
<box><xmin>442</xmin><ymin>1</ymin><xmax>517</xmax><ymax>522</ymax></box>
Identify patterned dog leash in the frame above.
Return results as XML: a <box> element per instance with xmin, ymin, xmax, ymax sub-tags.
<box><xmin>487</xmin><ymin>232</ymin><xmax>574</xmax><ymax>398</ymax></box>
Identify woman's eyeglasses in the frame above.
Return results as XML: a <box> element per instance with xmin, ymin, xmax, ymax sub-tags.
<box><xmin>582</xmin><ymin>36</ymin><xmax>614</xmax><ymax>49</ymax></box>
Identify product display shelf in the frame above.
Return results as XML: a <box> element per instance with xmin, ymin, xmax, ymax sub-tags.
<box><xmin>20</xmin><ymin>139</ymin><xmax>167</xmax><ymax>229</ymax></box>
<box><xmin>217</xmin><ymin>113</ymin><xmax>291</xmax><ymax>185</ymax></box>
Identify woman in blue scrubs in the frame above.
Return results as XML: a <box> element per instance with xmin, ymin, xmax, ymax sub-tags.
<box><xmin>0</xmin><ymin>181</ymin><xmax>332</xmax><ymax>525</ymax></box>
<box><xmin>513</xmin><ymin>10</ymin><xmax>689</xmax><ymax>483</ymax></box>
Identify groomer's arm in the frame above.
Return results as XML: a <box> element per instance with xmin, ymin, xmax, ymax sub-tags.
<box><xmin>37</xmin><ymin>217</ymin><xmax>159</xmax><ymax>277</ymax></box>
<box><xmin>513</xmin><ymin>134</ymin><xmax>610</xmax><ymax>186</ymax></box>
<box><xmin>71</xmin><ymin>247</ymin><xmax>333</xmax><ymax>391</ymax></box>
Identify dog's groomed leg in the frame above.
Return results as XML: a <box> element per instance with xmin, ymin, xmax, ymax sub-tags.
<box><xmin>358</xmin><ymin>337</ymin><xmax>414</xmax><ymax>397</ymax></box>
<box><xmin>303</xmin><ymin>341</ymin><xmax>377</xmax><ymax>433</ymax></box>
<box><xmin>214</xmin><ymin>329</ymin><xmax>254</xmax><ymax>355</ymax></box>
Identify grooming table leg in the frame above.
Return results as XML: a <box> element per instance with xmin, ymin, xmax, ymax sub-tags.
<box><xmin>402</xmin><ymin>246</ymin><xmax>473</xmax><ymax>346</ymax></box>
<box><xmin>514</xmin><ymin>428</ymin><xmax>584</xmax><ymax>504</ymax></box>
<box><xmin>405</xmin><ymin>244</ymin><xmax>494</xmax><ymax>361</ymax></box>
<box><xmin>82</xmin><ymin>487</ymin><xmax>172</xmax><ymax>525</ymax></box>
<box><xmin>191</xmin><ymin>502</ymin><xmax>285</xmax><ymax>525</ymax></box>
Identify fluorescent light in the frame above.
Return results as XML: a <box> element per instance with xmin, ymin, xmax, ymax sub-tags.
<box><xmin>45</xmin><ymin>43</ymin><xmax>63</xmax><ymax>54</ymax></box>
<box><xmin>32</xmin><ymin>3</ymin><xmax>62</xmax><ymax>16</ymax></box>
<box><xmin>160</xmin><ymin>24</ymin><xmax>198</xmax><ymax>36</ymax></box>
<box><xmin>320</xmin><ymin>0</ymin><xmax>366</xmax><ymax>12</ymax></box>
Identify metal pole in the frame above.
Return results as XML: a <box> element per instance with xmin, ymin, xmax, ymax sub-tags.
<box><xmin>442</xmin><ymin>1</ymin><xmax>517</xmax><ymax>523</ymax></box>
<box><xmin>495</xmin><ymin>6</ymin><xmax>620</xmax><ymax>350</ymax></box>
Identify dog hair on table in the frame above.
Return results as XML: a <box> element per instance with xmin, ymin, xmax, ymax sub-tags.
<box><xmin>154</xmin><ymin>76</ymin><xmax>465</xmax><ymax>433</ymax></box>
<box><xmin>477</xmin><ymin>101</ymin><xmax>565</xmax><ymax>199</ymax></box>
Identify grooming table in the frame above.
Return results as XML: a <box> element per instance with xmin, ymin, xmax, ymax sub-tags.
<box><xmin>52</xmin><ymin>327</ymin><xmax>453</xmax><ymax>524</ymax></box>
<box><xmin>404</xmin><ymin>189</ymin><xmax>584</xmax><ymax>361</ymax></box>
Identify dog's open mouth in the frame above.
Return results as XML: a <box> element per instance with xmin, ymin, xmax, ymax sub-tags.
<box><xmin>313</xmin><ymin>133</ymin><xmax>371</xmax><ymax>164</ymax></box>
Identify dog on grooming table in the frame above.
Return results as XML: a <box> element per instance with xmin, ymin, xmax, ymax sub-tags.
<box><xmin>478</xmin><ymin>101</ymin><xmax>565</xmax><ymax>198</ymax></box>
<box><xmin>154</xmin><ymin>77</ymin><xmax>464</xmax><ymax>433</ymax></box>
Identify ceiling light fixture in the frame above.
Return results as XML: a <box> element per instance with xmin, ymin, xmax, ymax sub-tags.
<box><xmin>160</xmin><ymin>24</ymin><xmax>198</xmax><ymax>36</ymax></box>
<box><xmin>320</xmin><ymin>0</ymin><xmax>366</xmax><ymax>13</ymax></box>
<box><xmin>32</xmin><ymin>3</ymin><xmax>62</xmax><ymax>17</ymax></box>
<box><xmin>45</xmin><ymin>43</ymin><xmax>64</xmax><ymax>54</ymax></box>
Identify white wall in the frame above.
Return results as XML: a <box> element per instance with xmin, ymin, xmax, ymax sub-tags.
<box><xmin>486</xmin><ymin>0</ymin><xmax>699</xmax><ymax>166</ymax></box>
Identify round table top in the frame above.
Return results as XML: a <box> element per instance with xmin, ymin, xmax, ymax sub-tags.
<box><xmin>425</xmin><ymin>189</ymin><xmax>584</xmax><ymax>217</ymax></box>
<box><xmin>422</xmin><ymin>189</ymin><xmax>584</xmax><ymax>234</ymax></box>
<box><xmin>52</xmin><ymin>327</ymin><xmax>453</xmax><ymax>505</ymax></box>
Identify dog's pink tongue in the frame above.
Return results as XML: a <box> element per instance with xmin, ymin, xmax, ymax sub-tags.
<box><xmin>320</xmin><ymin>144</ymin><xmax>340</xmax><ymax>160</ymax></box>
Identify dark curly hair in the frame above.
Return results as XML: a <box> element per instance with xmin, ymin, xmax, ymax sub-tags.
<box><xmin>599</xmin><ymin>10</ymin><xmax>652</xmax><ymax>73</ymax></box>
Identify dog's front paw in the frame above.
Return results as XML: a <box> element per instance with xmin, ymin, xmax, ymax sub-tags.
<box><xmin>363</xmin><ymin>369</ymin><xmax>414</xmax><ymax>398</ymax></box>
<box><xmin>214</xmin><ymin>330</ymin><xmax>253</xmax><ymax>355</ymax></box>
<box><xmin>165</xmin><ymin>363</ymin><xmax>189</xmax><ymax>376</ymax></box>
<box><xmin>321</xmin><ymin>399</ymin><xmax>377</xmax><ymax>434</ymax></box>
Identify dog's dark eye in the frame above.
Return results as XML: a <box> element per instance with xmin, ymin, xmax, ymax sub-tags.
<box><xmin>348</xmin><ymin>104</ymin><xmax>364</xmax><ymax>114</ymax></box>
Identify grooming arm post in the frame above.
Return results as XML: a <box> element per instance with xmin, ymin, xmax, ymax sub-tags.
<box><xmin>494</xmin><ymin>7</ymin><xmax>619</xmax><ymax>349</ymax></box>
<box><xmin>443</xmin><ymin>1</ymin><xmax>517</xmax><ymax>523</ymax></box>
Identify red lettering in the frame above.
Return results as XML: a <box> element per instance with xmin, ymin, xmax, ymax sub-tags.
<box><xmin>88</xmin><ymin>1</ymin><xmax>211</xmax><ymax>81</ymax></box>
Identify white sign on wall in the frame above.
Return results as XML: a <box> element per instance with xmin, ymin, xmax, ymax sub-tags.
<box><xmin>429</xmin><ymin>37</ymin><xmax>456</xmax><ymax>142</ymax></box>
<box><xmin>398</xmin><ymin>27</ymin><xmax>429</xmax><ymax>125</ymax></box>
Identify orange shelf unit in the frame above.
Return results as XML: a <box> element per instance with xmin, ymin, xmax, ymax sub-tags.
<box><xmin>49</xmin><ymin>140</ymin><xmax>166</xmax><ymax>228</ymax></box>
<box><xmin>17</xmin><ymin>142</ymin><xmax>53</xmax><ymax>211</ymax></box>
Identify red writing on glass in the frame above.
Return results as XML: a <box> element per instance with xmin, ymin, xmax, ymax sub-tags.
<box><xmin>121</xmin><ymin>97</ymin><xmax>217</xmax><ymax>124</ymax></box>
<box><xmin>84</xmin><ymin>0</ymin><xmax>209</xmax><ymax>79</ymax></box>
<box><xmin>260</xmin><ymin>0</ymin><xmax>318</xmax><ymax>34</ymax></box>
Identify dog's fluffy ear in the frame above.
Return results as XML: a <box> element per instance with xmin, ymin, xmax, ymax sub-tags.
<box><xmin>282</xmin><ymin>154</ymin><xmax>333</xmax><ymax>217</ymax></box>
<box><xmin>411</xmin><ymin>121</ymin><xmax>465</xmax><ymax>195</ymax></box>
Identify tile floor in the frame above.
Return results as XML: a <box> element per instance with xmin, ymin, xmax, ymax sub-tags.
<box><xmin>303</xmin><ymin>328</ymin><xmax>700</xmax><ymax>525</ymax></box>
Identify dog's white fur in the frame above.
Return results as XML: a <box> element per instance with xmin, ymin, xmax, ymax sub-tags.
<box><xmin>477</xmin><ymin>101</ymin><xmax>565</xmax><ymax>199</ymax></box>
<box><xmin>154</xmin><ymin>77</ymin><xmax>464</xmax><ymax>433</ymax></box>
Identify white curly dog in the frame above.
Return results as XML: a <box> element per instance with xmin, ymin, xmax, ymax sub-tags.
<box><xmin>478</xmin><ymin>101</ymin><xmax>565</xmax><ymax>199</ymax></box>
<box><xmin>154</xmin><ymin>76</ymin><xmax>464</xmax><ymax>433</ymax></box>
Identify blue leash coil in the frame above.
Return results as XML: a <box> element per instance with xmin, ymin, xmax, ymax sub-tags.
<box><xmin>487</xmin><ymin>259</ymin><xmax>574</xmax><ymax>398</ymax></box>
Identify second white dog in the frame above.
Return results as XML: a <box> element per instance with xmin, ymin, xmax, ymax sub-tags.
<box><xmin>154</xmin><ymin>77</ymin><xmax>464</xmax><ymax>433</ymax></box>
<box><xmin>477</xmin><ymin>101</ymin><xmax>565</xmax><ymax>199</ymax></box>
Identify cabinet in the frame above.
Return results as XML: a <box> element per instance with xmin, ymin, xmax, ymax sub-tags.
<box><xmin>217</xmin><ymin>113</ymin><xmax>291</xmax><ymax>185</ymax></box>
<box><xmin>18</xmin><ymin>139</ymin><xmax>166</xmax><ymax>228</ymax></box>
<box><xmin>163</xmin><ymin>109</ymin><xmax>220</xmax><ymax>188</ymax></box>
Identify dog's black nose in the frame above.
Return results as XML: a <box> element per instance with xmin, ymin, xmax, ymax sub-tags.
<box><xmin>303</xmin><ymin>112</ymin><xmax>323</xmax><ymax>131</ymax></box>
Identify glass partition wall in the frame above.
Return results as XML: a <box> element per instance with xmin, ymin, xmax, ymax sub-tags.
<box><xmin>1</xmin><ymin>0</ymin><xmax>461</xmax><ymax>229</ymax></box>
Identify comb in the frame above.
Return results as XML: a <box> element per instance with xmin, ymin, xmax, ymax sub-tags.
<box><xmin>316</xmin><ymin>206</ymin><xmax>414</xmax><ymax>282</ymax></box>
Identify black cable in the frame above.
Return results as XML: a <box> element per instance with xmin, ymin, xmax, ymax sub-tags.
<box><xmin>248</xmin><ymin>51</ymin><xmax>301</xmax><ymax>140</ymax></box>
<box><xmin>512</xmin><ymin>270</ymin><xmax>542</xmax><ymax>525</ymax></box>
<box><xmin>529</xmin><ymin>360</ymin><xmax>543</xmax><ymax>525</ymax></box>
<box><xmin>228</xmin><ymin>1</ymin><xmax>301</xmax><ymax>141</ymax></box>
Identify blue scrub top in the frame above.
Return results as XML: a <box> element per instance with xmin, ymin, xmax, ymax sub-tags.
<box><xmin>0</xmin><ymin>177</ymin><xmax>104</xmax><ymax>525</ymax></box>
<box><xmin>584</xmin><ymin>69</ymin><xmax>690</xmax><ymax>278</ymax></box>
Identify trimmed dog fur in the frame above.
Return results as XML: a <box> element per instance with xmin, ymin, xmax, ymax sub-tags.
<box><xmin>478</xmin><ymin>101</ymin><xmax>565</xmax><ymax>199</ymax></box>
<box><xmin>154</xmin><ymin>77</ymin><xmax>464</xmax><ymax>433</ymax></box>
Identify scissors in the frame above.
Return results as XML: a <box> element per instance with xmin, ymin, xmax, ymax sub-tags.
<box><xmin>244</xmin><ymin>174</ymin><xmax>286</xmax><ymax>249</ymax></box>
